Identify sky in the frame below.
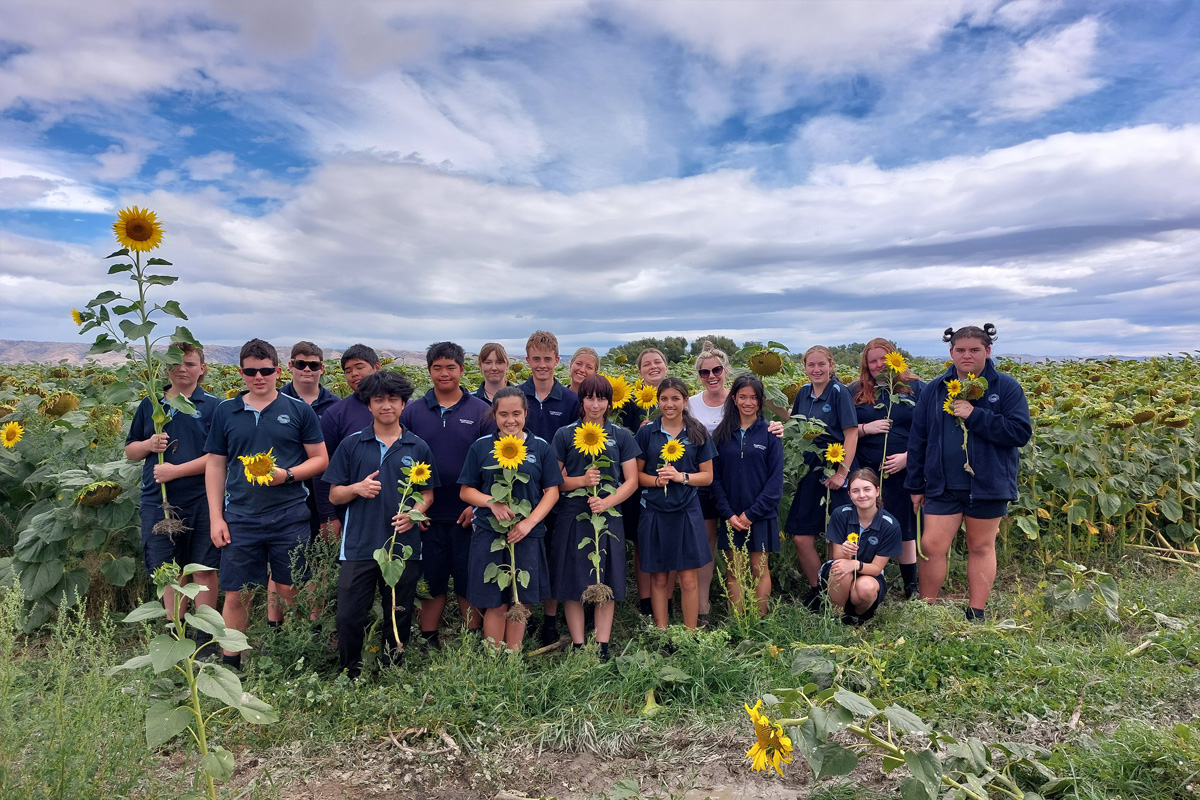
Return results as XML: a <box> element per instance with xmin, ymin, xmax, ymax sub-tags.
<box><xmin>1</xmin><ymin>0</ymin><xmax>1198</xmax><ymax>358</ymax></box>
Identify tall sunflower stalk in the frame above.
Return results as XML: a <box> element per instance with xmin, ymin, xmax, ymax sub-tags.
<box><xmin>374</xmin><ymin>463</ymin><xmax>431</xmax><ymax>654</ymax></box>
<box><xmin>567</xmin><ymin>423</ymin><xmax>619</xmax><ymax>604</ymax></box>
<box><xmin>483</xmin><ymin>435</ymin><xmax>533</xmax><ymax>622</ymax></box>
<box><xmin>75</xmin><ymin>207</ymin><xmax>202</xmax><ymax>536</ymax></box>
<box><xmin>943</xmin><ymin>374</ymin><xmax>989</xmax><ymax>476</ymax></box>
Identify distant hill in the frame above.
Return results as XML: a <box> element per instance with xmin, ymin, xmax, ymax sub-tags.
<box><xmin>0</xmin><ymin>340</ymin><xmax>427</xmax><ymax>366</ymax></box>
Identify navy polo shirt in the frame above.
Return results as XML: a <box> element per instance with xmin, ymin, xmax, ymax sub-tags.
<box><xmin>710</xmin><ymin>418</ymin><xmax>784</xmax><ymax>523</ymax></box>
<box><xmin>320</xmin><ymin>393</ymin><xmax>373</xmax><ymax>472</ymax></box>
<box><xmin>204</xmin><ymin>391</ymin><xmax>324</xmax><ymax>515</ymax></box>
<box><xmin>826</xmin><ymin>504</ymin><xmax>902</xmax><ymax>563</ymax></box>
<box><xmin>634</xmin><ymin>420</ymin><xmax>718</xmax><ymax>513</ymax></box>
<box><xmin>472</xmin><ymin>382</ymin><xmax>514</xmax><ymax>405</ymax></box>
<box><xmin>281</xmin><ymin>381</ymin><xmax>340</xmax><ymax>419</ymax></box>
<box><xmin>552</xmin><ymin>421</ymin><xmax>641</xmax><ymax>488</ymax></box>
<box><xmin>322</xmin><ymin>426</ymin><xmax>440</xmax><ymax>561</ymax></box>
<box><xmin>849</xmin><ymin>379</ymin><xmax>925</xmax><ymax>469</ymax></box>
<box><xmin>281</xmin><ymin>381</ymin><xmax>342</xmax><ymax>519</ymax></box>
<box><xmin>127</xmin><ymin>385</ymin><xmax>220</xmax><ymax>507</ymax></box>
<box><xmin>399</xmin><ymin>388</ymin><xmax>496</xmax><ymax>521</ymax></box>
<box><xmin>518</xmin><ymin>378</ymin><xmax>580</xmax><ymax>444</ymax></box>
<box><xmin>458</xmin><ymin>432</ymin><xmax>563</xmax><ymax>538</ymax></box>
<box><xmin>791</xmin><ymin>380</ymin><xmax>857</xmax><ymax>454</ymax></box>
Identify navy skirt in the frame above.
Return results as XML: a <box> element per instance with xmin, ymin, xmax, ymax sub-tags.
<box><xmin>718</xmin><ymin>517</ymin><xmax>781</xmax><ymax>554</ymax></box>
<box><xmin>549</xmin><ymin>497</ymin><xmax>627</xmax><ymax>602</ymax></box>
<box><xmin>465</xmin><ymin>524</ymin><xmax>551</xmax><ymax>609</ymax></box>
<box><xmin>638</xmin><ymin>498</ymin><xmax>712</xmax><ymax>573</ymax></box>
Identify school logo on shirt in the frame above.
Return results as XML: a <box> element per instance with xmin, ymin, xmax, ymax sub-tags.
<box><xmin>459</xmin><ymin>418</ymin><xmax>475</xmax><ymax>425</ymax></box>
<box><xmin>549</xmin><ymin>410</ymin><xmax>562</xmax><ymax>416</ymax></box>
<box><xmin>868</xmin><ymin>536</ymin><xmax>879</xmax><ymax>546</ymax></box>
<box><xmin>822</xmin><ymin>404</ymin><xmax>831</xmax><ymax>413</ymax></box>
<box><xmin>988</xmin><ymin>394</ymin><xmax>1000</xmax><ymax>403</ymax></box>
<box><xmin>753</xmin><ymin>443</ymin><xmax>766</xmax><ymax>450</ymax></box>
<box><xmin>401</xmin><ymin>456</ymin><xmax>413</xmax><ymax>466</ymax></box>
<box><xmin>277</xmin><ymin>414</ymin><xmax>291</xmax><ymax>424</ymax></box>
<box><xmin>526</xmin><ymin>453</ymin><xmax>537</xmax><ymax>463</ymax></box>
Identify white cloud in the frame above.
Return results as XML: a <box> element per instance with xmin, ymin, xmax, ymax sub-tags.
<box><xmin>991</xmin><ymin>0</ymin><xmax>1064</xmax><ymax>30</ymax></box>
<box><xmin>182</xmin><ymin>152</ymin><xmax>237</xmax><ymax>181</ymax></box>
<box><xmin>990</xmin><ymin>17</ymin><xmax>1104</xmax><ymax>120</ymax></box>
<box><xmin>0</xmin><ymin>151</ymin><xmax>111</xmax><ymax>211</ymax></box>
<box><xmin>93</xmin><ymin>145</ymin><xmax>146</xmax><ymax>181</ymax></box>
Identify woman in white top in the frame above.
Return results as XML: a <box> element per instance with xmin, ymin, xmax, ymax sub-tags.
<box><xmin>688</xmin><ymin>341</ymin><xmax>731</xmax><ymax>625</ymax></box>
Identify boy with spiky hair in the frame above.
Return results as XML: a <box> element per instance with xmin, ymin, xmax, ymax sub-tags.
<box><xmin>399</xmin><ymin>341</ymin><xmax>496</xmax><ymax>647</ymax></box>
<box><xmin>320</xmin><ymin>343</ymin><xmax>382</xmax><ymax>539</ymax></box>
<box><xmin>125</xmin><ymin>342</ymin><xmax>221</xmax><ymax>645</ymax></box>
<box><xmin>519</xmin><ymin>330</ymin><xmax>581</xmax><ymax>646</ymax></box>
<box><xmin>204</xmin><ymin>338</ymin><xmax>329</xmax><ymax>669</ymax></box>
<box><xmin>325</xmin><ymin>370</ymin><xmax>438</xmax><ymax>677</ymax></box>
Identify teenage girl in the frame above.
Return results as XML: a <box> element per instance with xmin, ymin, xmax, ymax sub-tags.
<box><xmin>550</xmin><ymin>374</ymin><xmax>641</xmax><ymax>657</ymax></box>
<box><xmin>634</xmin><ymin>377</ymin><xmax>716</xmax><ymax>630</ymax></box>
<box><xmin>710</xmin><ymin>375</ymin><xmax>784</xmax><ymax>617</ymax></box>
<box><xmin>458</xmin><ymin>387</ymin><xmax>562</xmax><ymax>649</ymax></box>
<box><xmin>849</xmin><ymin>338</ymin><xmax>924</xmax><ymax>599</ymax></box>
<box><xmin>473</xmin><ymin>342</ymin><xmax>511</xmax><ymax>404</ymax></box>
<box><xmin>905</xmin><ymin>325</ymin><xmax>1031</xmax><ymax>622</ymax></box>
<box><xmin>783</xmin><ymin>345</ymin><xmax>859</xmax><ymax>610</ymax></box>
<box><xmin>821</xmin><ymin>468</ymin><xmax>901</xmax><ymax>624</ymax></box>
<box><xmin>567</xmin><ymin>347</ymin><xmax>600</xmax><ymax>395</ymax></box>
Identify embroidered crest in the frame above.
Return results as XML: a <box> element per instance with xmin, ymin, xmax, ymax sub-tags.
<box><xmin>276</xmin><ymin>414</ymin><xmax>290</xmax><ymax>424</ymax></box>
<box><xmin>402</xmin><ymin>455</ymin><xmax>413</xmax><ymax>466</ymax></box>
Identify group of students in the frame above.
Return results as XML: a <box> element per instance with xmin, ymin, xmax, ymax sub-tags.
<box><xmin>127</xmin><ymin>324</ymin><xmax>1031</xmax><ymax>676</ymax></box>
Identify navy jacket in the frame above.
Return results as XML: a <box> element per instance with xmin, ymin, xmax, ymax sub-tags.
<box><xmin>322</xmin><ymin>425</ymin><xmax>439</xmax><ymax>561</ymax></box>
<box><xmin>127</xmin><ymin>386</ymin><xmax>221</xmax><ymax>507</ymax></box>
<box><xmin>399</xmin><ymin>388</ymin><xmax>496</xmax><ymax>521</ymax></box>
<box><xmin>518</xmin><ymin>378</ymin><xmax>580</xmax><ymax>444</ymax></box>
<box><xmin>710</xmin><ymin>418</ymin><xmax>784</xmax><ymax>523</ymax></box>
<box><xmin>905</xmin><ymin>359</ymin><xmax>1031</xmax><ymax>501</ymax></box>
<box><xmin>281</xmin><ymin>381</ymin><xmax>341</xmax><ymax>520</ymax></box>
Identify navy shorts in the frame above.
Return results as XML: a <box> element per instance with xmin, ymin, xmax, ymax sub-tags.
<box><xmin>219</xmin><ymin>502</ymin><xmax>311</xmax><ymax>591</ymax></box>
<box><xmin>923</xmin><ymin>488</ymin><xmax>1008</xmax><ymax>520</ymax></box>
<box><xmin>784</xmin><ymin>469</ymin><xmax>850</xmax><ymax>538</ymax></box>
<box><xmin>697</xmin><ymin>487</ymin><xmax>719</xmax><ymax>521</ymax></box>
<box><xmin>819</xmin><ymin>560</ymin><xmax>886</xmax><ymax>618</ymax></box>
<box><xmin>421</xmin><ymin>519</ymin><xmax>471</xmax><ymax>597</ymax></box>
<box><xmin>140</xmin><ymin>499</ymin><xmax>220</xmax><ymax>573</ymax></box>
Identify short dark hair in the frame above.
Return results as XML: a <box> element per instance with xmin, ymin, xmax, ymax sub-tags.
<box><xmin>240</xmin><ymin>338</ymin><xmax>278</xmax><ymax>366</ymax></box>
<box><xmin>291</xmin><ymin>341</ymin><xmax>323</xmax><ymax>360</ymax></box>
<box><xmin>341</xmin><ymin>343</ymin><xmax>380</xmax><ymax>369</ymax></box>
<box><xmin>356</xmin><ymin>371</ymin><xmax>413</xmax><ymax>404</ymax></box>
<box><xmin>171</xmin><ymin>342</ymin><xmax>205</xmax><ymax>364</ymax></box>
<box><xmin>576</xmin><ymin>374</ymin><xmax>613</xmax><ymax>420</ymax></box>
<box><xmin>491</xmin><ymin>386</ymin><xmax>527</xmax><ymax>414</ymax></box>
<box><xmin>426</xmin><ymin>341</ymin><xmax>466</xmax><ymax>368</ymax></box>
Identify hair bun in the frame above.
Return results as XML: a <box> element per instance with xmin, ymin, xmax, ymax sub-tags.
<box><xmin>942</xmin><ymin>326</ymin><xmax>955</xmax><ymax>343</ymax></box>
<box><xmin>983</xmin><ymin>323</ymin><xmax>997</xmax><ymax>339</ymax></box>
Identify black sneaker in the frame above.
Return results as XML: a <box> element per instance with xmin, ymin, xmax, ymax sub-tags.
<box><xmin>904</xmin><ymin>583</ymin><xmax>920</xmax><ymax>600</ymax></box>
<box><xmin>965</xmin><ymin>606</ymin><xmax>986</xmax><ymax>623</ymax></box>
<box><xmin>540</xmin><ymin>621</ymin><xmax>560</xmax><ymax>648</ymax></box>
<box><xmin>802</xmin><ymin>587</ymin><xmax>825</xmax><ymax>613</ymax></box>
<box><xmin>840</xmin><ymin>613</ymin><xmax>862</xmax><ymax>626</ymax></box>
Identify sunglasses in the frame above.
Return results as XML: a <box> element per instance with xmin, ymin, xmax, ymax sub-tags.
<box><xmin>240</xmin><ymin>367</ymin><xmax>278</xmax><ymax>377</ymax></box>
<box><xmin>291</xmin><ymin>360</ymin><xmax>323</xmax><ymax>371</ymax></box>
<box><xmin>698</xmin><ymin>365</ymin><xmax>725</xmax><ymax>379</ymax></box>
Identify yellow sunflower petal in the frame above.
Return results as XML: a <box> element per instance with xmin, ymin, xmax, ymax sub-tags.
<box><xmin>493</xmin><ymin>434</ymin><xmax>528</xmax><ymax>470</ymax></box>
<box><xmin>635</xmin><ymin>383</ymin><xmax>658</xmax><ymax>410</ymax></box>
<box><xmin>1</xmin><ymin>420</ymin><xmax>23</xmax><ymax>448</ymax></box>
<box><xmin>71</xmin><ymin>308</ymin><xmax>83</xmax><ymax>326</ymax></box>
<box><xmin>660</xmin><ymin>438</ymin><xmax>685</xmax><ymax>463</ymax></box>
<box><xmin>884</xmin><ymin>351</ymin><xmax>908</xmax><ymax>373</ymax></box>
<box><xmin>408</xmin><ymin>462</ymin><xmax>432</xmax><ymax>485</ymax></box>
<box><xmin>824</xmin><ymin>442</ymin><xmax>845</xmax><ymax>465</ymax></box>
<box><xmin>606</xmin><ymin>375</ymin><xmax>632</xmax><ymax>410</ymax></box>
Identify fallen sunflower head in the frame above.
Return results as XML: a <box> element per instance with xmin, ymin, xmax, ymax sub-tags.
<box><xmin>76</xmin><ymin>480</ymin><xmax>123</xmax><ymax>507</ymax></box>
<box><xmin>744</xmin><ymin>700</ymin><xmax>793</xmax><ymax>776</ymax></box>
<box><xmin>239</xmin><ymin>449</ymin><xmax>277</xmax><ymax>485</ymax></box>
<box><xmin>494</xmin><ymin>434</ymin><xmax>528</xmax><ymax>470</ymax></box>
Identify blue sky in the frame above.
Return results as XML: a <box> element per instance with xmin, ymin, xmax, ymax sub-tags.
<box><xmin>1</xmin><ymin>0</ymin><xmax>1199</xmax><ymax>357</ymax></box>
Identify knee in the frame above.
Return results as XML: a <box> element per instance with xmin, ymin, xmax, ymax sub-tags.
<box><xmin>966</xmin><ymin>540</ymin><xmax>995</xmax><ymax>559</ymax></box>
<box><xmin>851</xmin><ymin>579</ymin><xmax>879</xmax><ymax>605</ymax></box>
<box><xmin>678</xmin><ymin>572</ymin><xmax>698</xmax><ymax>592</ymax></box>
<box><xmin>651</xmin><ymin>573</ymin><xmax>670</xmax><ymax>590</ymax></box>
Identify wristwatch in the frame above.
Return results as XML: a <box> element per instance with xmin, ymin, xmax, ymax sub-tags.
<box><xmin>682</xmin><ymin>472</ymin><xmax>690</xmax><ymax>485</ymax></box>
<box><xmin>284</xmin><ymin>468</ymin><xmax>295</xmax><ymax>485</ymax></box>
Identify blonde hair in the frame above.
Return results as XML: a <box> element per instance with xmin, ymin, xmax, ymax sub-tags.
<box><xmin>525</xmin><ymin>330</ymin><xmax>560</xmax><ymax>356</ymax></box>
<box><xmin>569</xmin><ymin>346</ymin><xmax>599</xmax><ymax>370</ymax></box>
<box><xmin>803</xmin><ymin>345</ymin><xmax>834</xmax><ymax>366</ymax></box>
<box><xmin>637</xmin><ymin>348</ymin><xmax>667</xmax><ymax>370</ymax></box>
<box><xmin>478</xmin><ymin>342</ymin><xmax>509</xmax><ymax>365</ymax></box>
<box><xmin>693</xmin><ymin>340</ymin><xmax>730</xmax><ymax>375</ymax></box>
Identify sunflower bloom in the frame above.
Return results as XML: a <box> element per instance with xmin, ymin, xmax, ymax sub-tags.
<box><xmin>660</xmin><ymin>438</ymin><xmax>685</xmax><ymax>463</ymax></box>
<box><xmin>574</xmin><ymin>422</ymin><xmax>607</xmax><ymax>458</ymax></box>
<box><xmin>847</xmin><ymin>532</ymin><xmax>859</xmax><ymax>545</ymax></box>
<box><xmin>238</xmin><ymin>449</ymin><xmax>277</xmax><ymax>485</ymax></box>
<box><xmin>634</xmin><ymin>382</ymin><xmax>657</xmax><ymax>410</ymax></box>
<box><xmin>606</xmin><ymin>374</ymin><xmax>632</xmax><ymax>409</ymax></box>
<box><xmin>943</xmin><ymin>396</ymin><xmax>956</xmax><ymax>415</ymax></box>
<box><xmin>946</xmin><ymin>379</ymin><xmax>962</xmax><ymax>397</ymax></box>
<box><xmin>494</xmin><ymin>434</ymin><xmax>528</xmax><ymax>470</ymax></box>
<box><xmin>744</xmin><ymin>700</ymin><xmax>793</xmax><ymax>776</ymax></box>
<box><xmin>1</xmin><ymin>421</ymin><xmax>23</xmax><ymax>448</ymax></box>
<box><xmin>112</xmin><ymin>206</ymin><xmax>164</xmax><ymax>252</ymax></box>
<box><xmin>884</xmin><ymin>351</ymin><xmax>908</xmax><ymax>373</ymax></box>
<box><xmin>824</xmin><ymin>442</ymin><xmax>846</xmax><ymax>465</ymax></box>
<box><xmin>407</xmin><ymin>462</ymin><xmax>432</xmax><ymax>485</ymax></box>
<box><xmin>71</xmin><ymin>308</ymin><xmax>83</xmax><ymax>326</ymax></box>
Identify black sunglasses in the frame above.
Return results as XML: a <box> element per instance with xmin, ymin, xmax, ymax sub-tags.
<box><xmin>291</xmin><ymin>359</ymin><xmax>323</xmax><ymax>371</ymax></box>
<box><xmin>240</xmin><ymin>367</ymin><xmax>278</xmax><ymax>377</ymax></box>
<box><xmin>698</xmin><ymin>365</ymin><xmax>725</xmax><ymax>379</ymax></box>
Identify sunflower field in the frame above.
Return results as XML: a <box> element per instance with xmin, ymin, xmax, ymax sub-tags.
<box><xmin>1</xmin><ymin>349</ymin><xmax>1196</xmax><ymax>630</ymax></box>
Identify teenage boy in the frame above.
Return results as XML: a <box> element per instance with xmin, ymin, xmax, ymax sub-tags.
<box><xmin>125</xmin><ymin>343</ymin><xmax>221</xmax><ymax>645</ymax></box>
<box><xmin>519</xmin><ymin>330</ymin><xmax>581</xmax><ymax>646</ymax></box>
<box><xmin>275</xmin><ymin>341</ymin><xmax>341</xmax><ymax>625</ymax></box>
<box><xmin>204</xmin><ymin>338</ymin><xmax>329</xmax><ymax>669</ymax></box>
<box><xmin>324</xmin><ymin>371</ymin><xmax>438</xmax><ymax>677</ymax></box>
<box><xmin>399</xmin><ymin>342</ymin><xmax>495</xmax><ymax>647</ymax></box>
<box><xmin>320</xmin><ymin>343</ymin><xmax>382</xmax><ymax>538</ymax></box>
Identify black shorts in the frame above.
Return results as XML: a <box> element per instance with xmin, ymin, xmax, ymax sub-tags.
<box><xmin>923</xmin><ymin>488</ymin><xmax>1008</xmax><ymax>520</ymax></box>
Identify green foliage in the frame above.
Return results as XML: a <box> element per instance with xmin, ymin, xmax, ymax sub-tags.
<box><xmin>687</xmin><ymin>335</ymin><xmax>739</xmax><ymax>360</ymax></box>
<box><xmin>606</xmin><ymin>336</ymin><xmax>689</xmax><ymax>364</ymax></box>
